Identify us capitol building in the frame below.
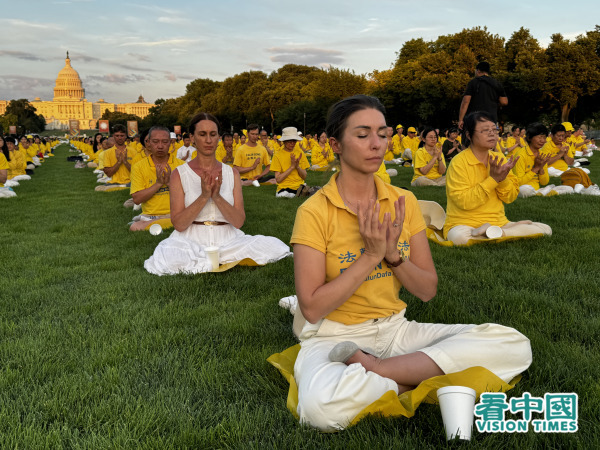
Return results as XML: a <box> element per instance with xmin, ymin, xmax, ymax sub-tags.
<box><xmin>0</xmin><ymin>52</ymin><xmax>153</xmax><ymax>130</ymax></box>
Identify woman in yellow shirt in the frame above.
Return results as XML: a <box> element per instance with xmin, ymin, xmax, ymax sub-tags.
<box><xmin>444</xmin><ymin>112</ymin><xmax>552</xmax><ymax>245</ymax></box>
<box><xmin>411</xmin><ymin>128</ymin><xmax>447</xmax><ymax>186</ymax></box>
<box><xmin>309</xmin><ymin>131</ymin><xmax>334</xmax><ymax>170</ymax></box>
<box><xmin>290</xmin><ymin>95</ymin><xmax>532</xmax><ymax>431</ymax></box>
<box><xmin>5</xmin><ymin>137</ymin><xmax>29</xmax><ymax>182</ymax></box>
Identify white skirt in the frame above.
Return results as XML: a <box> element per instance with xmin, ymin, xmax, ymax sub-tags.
<box><xmin>144</xmin><ymin>223</ymin><xmax>291</xmax><ymax>275</ymax></box>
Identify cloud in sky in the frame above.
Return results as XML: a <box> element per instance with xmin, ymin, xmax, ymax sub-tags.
<box><xmin>0</xmin><ymin>50</ymin><xmax>46</xmax><ymax>61</ymax></box>
<box><xmin>0</xmin><ymin>18</ymin><xmax>63</xmax><ymax>31</ymax></box>
<box><xmin>87</xmin><ymin>73</ymin><xmax>150</xmax><ymax>84</ymax></box>
<box><xmin>118</xmin><ymin>38</ymin><xmax>198</xmax><ymax>47</ymax></box>
<box><xmin>267</xmin><ymin>47</ymin><xmax>345</xmax><ymax>66</ymax></box>
<box><xmin>164</xmin><ymin>73</ymin><xmax>177</xmax><ymax>82</ymax></box>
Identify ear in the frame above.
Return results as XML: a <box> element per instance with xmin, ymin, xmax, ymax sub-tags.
<box><xmin>329</xmin><ymin>137</ymin><xmax>342</xmax><ymax>155</ymax></box>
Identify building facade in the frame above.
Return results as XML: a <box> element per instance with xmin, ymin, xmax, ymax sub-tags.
<box><xmin>0</xmin><ymin>53</ymin><xmax>153</xmax><ymax>130</ymax></box>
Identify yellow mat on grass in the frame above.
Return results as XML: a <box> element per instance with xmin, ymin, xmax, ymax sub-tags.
<box><xmin>268</xmin><ymin>344</ymin><xmax>521</xmax><ymax>426</ymax></box>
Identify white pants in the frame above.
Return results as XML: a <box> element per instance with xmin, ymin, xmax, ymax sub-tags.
<box><xmin>402</xmin><ymin>149</ymin><xmax>413</xmax><ymax>160</ymax></box>
<box><xmin>411</xmin><ymin>176</ymin><xmax>446</xmax><ymax>187</ymax></box>
<box><xmin>295</xmin><ymin>311</ymin><xmax>532</xmax><ymax>431</ymax></box>
<box><xmin>446</xmin><ymin>222</ymin><xmax>552</xmax><ymax>246</ymax></box>
<box><xmin>518</xmin><ymin>184</ymin><xmax>574</xmax><ymax>198</ymax></box>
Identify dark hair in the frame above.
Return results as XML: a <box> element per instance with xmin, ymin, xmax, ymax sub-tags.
<box><xmin>462</xmin><ymin>111</ymin><xmax>495</xmax><ymax>148</ymax></box>
<box><xmin>112</xmin><ymin>124</ymin><xmax>126</xmax><ymax>134</ymax></box>
<box><xmin>182</xmin><ymin>132</ymin><xmax>190</xmax><ymax>140</ymax></box>
<box><xmin>326</xmin><ymin>94</ymin><xmax>386</xmax><ymax>141</ymax></box>
<box><xmin>188</xmin><ymin>112</ymin><xmax>220</xmax><ymax>135</ymax></box>
<box><xmin>221</xmin><ymin>132</ymin><xmax>233</xmax><ymax>140</ymax></box>
<box><xmin>92</xmin><ymin>132</ymin><xmax>103</xmax><ymax>153</ymax></box>
<box><xmin>147</xmin><ymin>125</ymin><xmax>170</xmax><ymax>141</ymax></box>
<box><xmin>247</xmin><ymin>123</ymin><xmax>259</xmax><ymax>132</ymax></box>
<box><xmin>550</xmin><ymin>124</ymin><xmax>566</xmax><ymax>135</ymax></box>
<box><xmin>476</xmin><ymin>61</ymin><xmax>491</xmax><ymax>74</ymax></box>
<box><xmin>525</xmin><ymin>123</ymin><xmax>548</xmax><ymax>143</ymax></box>
<box><xmin>421</xmin><ymin>127</ymin><xmax>438</xmax><ymax>143</ymax></box>
<box><xmin>447</xmin><ymin>127</ymin><xmax>459</xmax><ymax>136</ymax></box>
<box><xmin>318</xmin><ymin>130</ymin><xmax>327</xmax><ymax>139</ymax></box>
<box><xmin>1</xmin><ymin>135</ymin><xmax>10</xmax><ymax>162</ymax></box>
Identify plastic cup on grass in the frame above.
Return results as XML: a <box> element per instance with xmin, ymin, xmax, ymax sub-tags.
<box><xmin>205</xmin><ymin>246</ymin><xmax>220</xmax><ymax>271</ymax></box>
<box><xmin>149</xmin><ymin>224</ymin><xmax>163</xmax><ymax>235</ymax></box>
<box><xmin>437</xmin><ymin>386</ymin><xmax>476</xmax><ymax>441</ymax></box>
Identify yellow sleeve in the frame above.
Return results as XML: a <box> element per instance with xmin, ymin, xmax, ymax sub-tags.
<box><xmin>271</xmin><ymin>153</ymin><xmax>283</xmax><ymax>172</ymax></box>
<box><xmin>299</xmin><ymin>152</ymin><xmax>310</xmax><ymax>170</ymax></box>
<box><xmin>262</xmin><ymin>148</ymin><xmax>271</xmax><ymax>166</ymax></box>
<box><xmin>375</xmin><ymin>162</ymin><xmax>391</xmax><ymax>184</ymax></box>
<box><xmin>0</xmin><ymin>154</ymin><xmax>8</xmax><ymax>170</ymax></box>
<box><xmin>512</xmin><ymin>149</ymin><xmax>535</xmax><ymax>186</ymax></box>
<box><xmin>130</xmin><ymin>159</ymin><xmax>147</xmax><ymax>195</ymax></box>
<box><xmin>446</xmin><ymin>156</ymin><xmax>504</xmax><ymax>211</ymax></box>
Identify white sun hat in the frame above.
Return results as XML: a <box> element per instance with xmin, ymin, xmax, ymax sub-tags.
<box><xmin>280</xmin><ymin>127</ymin><xmax>303</xmax><ymax>141</ymax></box>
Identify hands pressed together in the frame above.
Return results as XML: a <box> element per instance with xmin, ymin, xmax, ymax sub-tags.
<box><xmin>357</xmin><ymin>196</ymin><xmax>406</xmax><ymax>264</ymax></box>
<box><xmin>200</xmin><ymin>169</ymin><xmax>223</xmax><ymax>199</ymax></box>
<box><xmin>155</xmin><ymin>164</ymin><xmax>171</xmax><ymax>186</ymax></box>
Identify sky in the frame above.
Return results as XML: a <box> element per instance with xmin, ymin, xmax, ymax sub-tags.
<box><xmin>0</xmin><ymin>0</ymin><xmax>597</xmax><ymax>105</ymax></box>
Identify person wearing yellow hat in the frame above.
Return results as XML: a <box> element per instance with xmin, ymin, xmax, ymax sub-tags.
<box><xmin>400</xmin><ymin>127</ymin><xmax>419</xmax><ymax>162</ymax></box>
<box><xmin>392</xmin><ymin>124</ymin><xmax>404</xmax><ymax>151</ymax></box>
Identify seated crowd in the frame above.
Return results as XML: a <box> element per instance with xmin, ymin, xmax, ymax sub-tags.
<box><xmin>0</xmin><ymin>134</ymin><xmax>59</xmax><ymax>198</ymax></box>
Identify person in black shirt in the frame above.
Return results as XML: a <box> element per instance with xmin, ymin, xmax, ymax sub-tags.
<box><xmin>458</xmin><ymin>61</ymin><xmax>507</xmax><ymax>129</ymax></box>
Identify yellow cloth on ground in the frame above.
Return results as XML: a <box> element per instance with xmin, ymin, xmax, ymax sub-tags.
<box><xmin>268</xmin><ymin>344</ymin><xmax>521</xmax><ymax>425</ymax></box>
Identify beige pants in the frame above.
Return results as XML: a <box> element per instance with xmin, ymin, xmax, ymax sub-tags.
<box><xmin>447</xmin><ymin>222</ymin><xmax>552</xmax><ymax>246</ymax></box>
<box><xmin>294</xmin><ymin>310</ymin><xmax>532</xmax><ymax>431</ymax></box>
<box><xmin>411</xmin><ymin>176</ymin><xmax>446</xmax><ymax>187</ymax></box>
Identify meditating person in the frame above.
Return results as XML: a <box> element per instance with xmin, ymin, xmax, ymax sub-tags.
<box><xmin>444</xmin><ymin>111</ymin><xmax>552</xmax><ymax>245</ymax></box>
<box><xmin>215</xmin><ymin>133</ymin><xmax>236</xmax><ymax>166</ymax></box>
<box><xmin>400</xmin><ymin>126</ymin><xmax>419</xmax><ymax>162</ymax></box>
<box><xmin>95</xmin><ymin>124</ymin><xmax>137</xmax><ymax>191</ymax></box>
<box><xmin>144</xmin><ymin>112</ymin><xmax>291</xmax><ymax>275</ymax></box>
<box><xmin>129</xmin><ymin>126</ymin><xmax>184</xmax><ymax>231</ymax></box>
<box><xmin>512</xmin><ymin>123</ymin><xmax>553</xmax><ymax>197</ymax></box>
<box><xmin>290</xmin><ymin>95</ymin><xmax>532</xmax><ymax>432</ymax></box>
<box><xmin>0</xmin><ymin>138</ymin><xmax>16</xmax><ymax>198</ymax></box>
<box><xmin>411</xmin><ymin>128</ymin><xmax>447</xmax><ymax>186</ymax></box>
<box><xmin>176</xmin><ymin>133</ymin><xmax>196</xmax><ymax>163</ymax></box>
<box><xmin>309</xmin><ymin>131</ymin><xmax>334</xmax><ymax>170</ymax></box>
<box><xmin>271</xmin><ymin>127</ymin><xmax>311</xmax><ymax>198</ymax></box>
<box><xmin>5</xmin><ymin>137</ymin><xmax>29</xmax><ymax>183</ymax></box>
<box><xmin>541</xmin><ymin>124</ymin><xmax>574</xmax><ymax>177</ymax></box>
<box><xmin>441</xmin><ymin>127</ymin><xmax>462</xmax><ymax>161</ymax></box>
<box><xmin>233</xmin><ymin>124</ymin><xmax>275</xmax><ymax>187</ymax></box>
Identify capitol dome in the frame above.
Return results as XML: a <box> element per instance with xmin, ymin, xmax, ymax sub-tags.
<box><xmin>53</xmin><ymin>52</ymin><xmax>85</xmax><ymax>101</ymax></box>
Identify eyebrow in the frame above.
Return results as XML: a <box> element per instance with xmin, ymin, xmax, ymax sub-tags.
<box><xmin>353</xmin><ymin>125</ymin><xmax>388</xmax><ymax>131</ymax></box>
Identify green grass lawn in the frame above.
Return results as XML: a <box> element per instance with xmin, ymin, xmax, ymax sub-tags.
<box><xmin>1</xmin><ymin>144</ymin><xmax>599</xmax><ymax>448</ymax></box>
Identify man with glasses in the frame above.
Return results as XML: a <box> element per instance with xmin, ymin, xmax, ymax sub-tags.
<box><xmin>458</xmin><ymin>61</ymin><xmax>508</xmax><ymax>129</ymax></box>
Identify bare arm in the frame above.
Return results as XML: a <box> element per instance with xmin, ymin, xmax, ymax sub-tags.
<box><xmin>458</xmin><ymin>95</ymin><xmax>471</xmax><ymax>126</ymax></box>
<box><xmin>103</xmin><ymin>162</ymin><xmax>121</xmax><ymax>177</ymax></box>
<box><xmin>211</xmin><ymin>169</ymin><xmax>245</xmax><ymax>228</ymax></box>
<box><xmin>169</xmin><ymin>169</ymin><xmax>211</xmax><ymax>232</ymax></box>
<box><xmin>0</xmin><ymin>169</ymin><xmax>7</xmax><ymax>185</ymax></box>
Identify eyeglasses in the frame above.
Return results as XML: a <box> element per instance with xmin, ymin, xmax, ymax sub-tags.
<box><xmin>475</xmin><ymin>128</ymin><xmax>499</xmax><ymax>136</ymax></box>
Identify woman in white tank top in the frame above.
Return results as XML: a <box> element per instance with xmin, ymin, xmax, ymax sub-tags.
<box><xmin>144</xmin><ymin>113</ymin><xmax>291</xmax><ymax>275</ymax></box>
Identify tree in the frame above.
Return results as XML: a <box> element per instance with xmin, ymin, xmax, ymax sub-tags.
<box><xmin>4</xmin><ymin>99</ymin><xmax>46</xmax><ymax>133</ymax></box>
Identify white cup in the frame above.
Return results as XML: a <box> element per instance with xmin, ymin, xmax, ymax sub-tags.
<box><xmin>437</xmin><ymin>386</ymin><xmax>476</xmax><ymax>441</ymax></box>
<box><xmin>485</xmin><ymin>225</ymin><xmax>503</xmax><ymax>239</ymax></box>
<box><xmin>205</xmin><ymin>246</ymin><xmax>220</xmax><ymax>271</ymax></box>
<box><xmin>149</xmin><ymin>223</ymin><xmax>162</xmax><ymax>235</ymax></box>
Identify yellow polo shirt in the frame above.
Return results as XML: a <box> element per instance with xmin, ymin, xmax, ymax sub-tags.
<box><xmin>0</xmin><ymin>153</ymin><xmax>8</xmax><ymax>187</ymax></box>
<box><xmin>412</xmin><ymin>148</ymin><xmax>446</xmax><ymax>183</ymax></box>
<box><xmin>271</xmin><ymin>148</ymin><xmax>309</xmax><ymax>192</ymax></box>
<box><xmin>512</xmin><ymin>145</ymin><xmax>549</xmax><ymax>189</ymax></box>
<box><xmin>291</xmin><ymin>173</ymin><xmax>425</xmax><ymax>325</ymax></box>
<box><xmin>444</xmin><ymin>148</ymin><xmax>519</xmax><ymax>237</ymax></box>
<box><xmin>130</xmin><ymin>156</ymin><xmax>184</xmax><ymax>216</ymax></box>
<box><xmin>233</xmin><ymin>144</ymin><xmax>270</xmax><ymax>180</ymax></box>
<box><xmin>103</xmin><ymin>146</ymin><xmax>137</xmax><ymax>184</ymax></box>
<box><xmin>541</xmin><ymin>140</ymin><xmax>574</xmax><ymax>172</ymax></box>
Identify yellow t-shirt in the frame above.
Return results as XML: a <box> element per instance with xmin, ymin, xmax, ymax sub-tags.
<box><xmin>310</xmin><ymin>142</ymin><xmax>334</xmax><ymax>168</ymax></box>
<box><xmin>412</xmin><ymin>147</ymin><xmax>446</xmax><ymax>183</ymax></box>
<box><xmin>130</xmin><ymin>156</ymin><xmax>184</xmax><ymax>216</ymax></box>
<box><xmin>290</xmin><ymin>173</ymin><xmax>426</xmax><ymax>325</ymax></box>
<box><xmin>233</xmin><ymin>144</ymin><xmax>271</xmax><ymax>180</ymax></box>
<box><xmin>7</xmin><ymin>150</ymin><xmax>26</xmax><ymax>178</ymax></box>
<box><xmin>401</xmin><ymin>136</ymin><xmax>420</xmax><ymax>154</ymax></box>
<box><xmin>271</xmin><ymin>148</ymin><xmax>309</xmax><ymax>192</ymax></box>
<box><xmin>131</xmin><ymin>148</ymin><xmax>151</xmax><ymax>167</ymax></box>
<box><xmin>375</xmin><ymin>161</ymin><xmax>391</xmax><ymax>183</ymax></box>
<box><xmin>0</xmin><ymin>153</ymin><xmax>9</xmax><ymax>187</ymax></box>
<box><xmin>443</xmin><ymin>148</ymin><xmax>519</xmax><ymax>237</ymax></box>
<box><xmin>506</xmin><ymin>136</ymin><xmax>524</xmax><ymax>158</ymax></box>
<box><xmin>540</xmin><ymin>140</ymin><xmax>574</xmax><ymax>172</ymax></box>
<box><xmin>512</xmin><ymin>145</ymin><xmax>549</xmax><ymax>190</ymax></box>
<box><xmin>103</xmin><ymin>146</ymin><xmax>137</xmax><ymax>184</ymax></box>
<box><xmin>216</xmin><ymin>146</ymin><xmax>236</xmax><ymax>166</ymax></box>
